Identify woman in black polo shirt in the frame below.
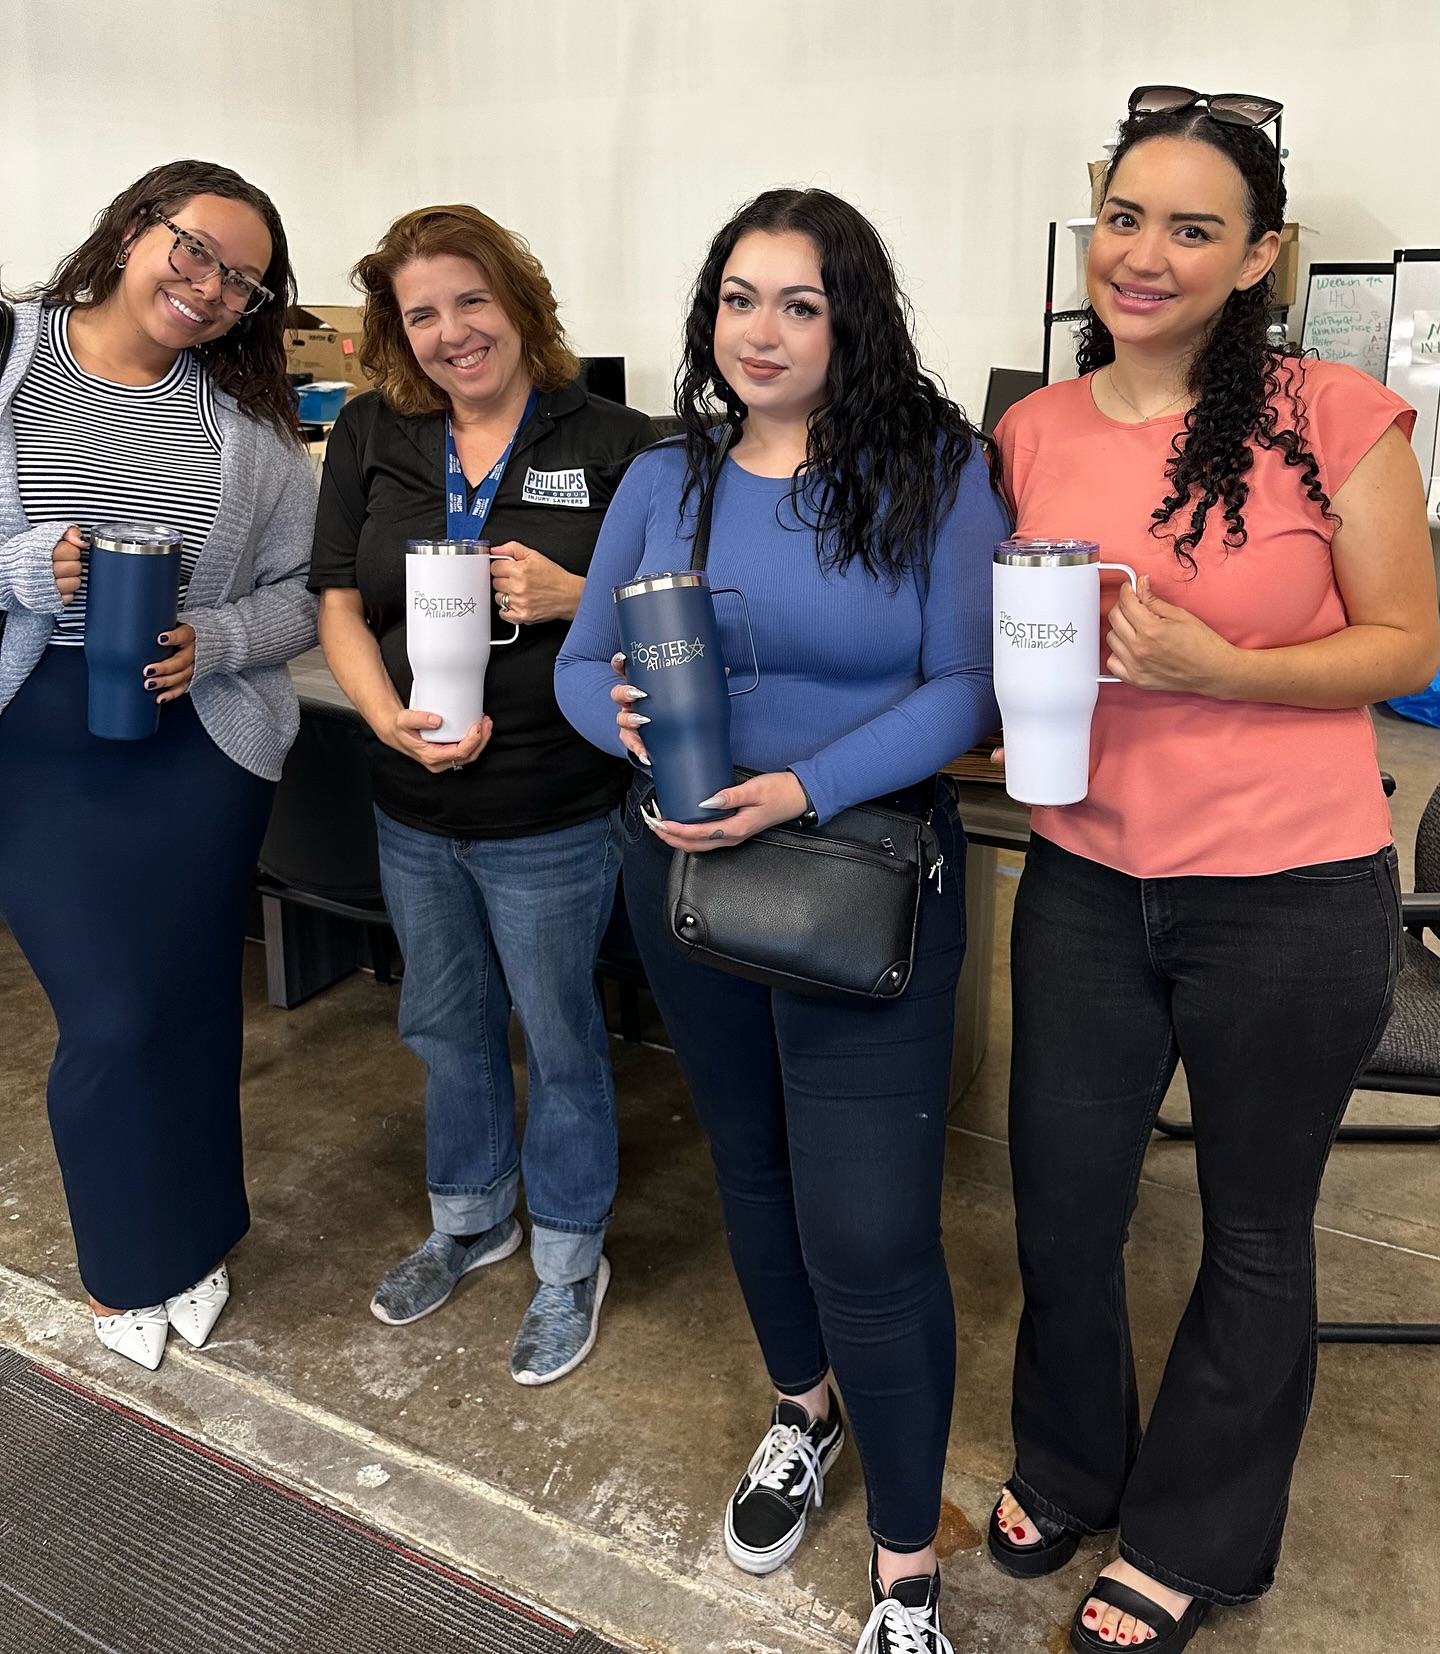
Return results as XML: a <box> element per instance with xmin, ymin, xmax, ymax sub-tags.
<box><xmin>310</xmin><ymin>205</ymin><xmax>655</xmax><ymax>1384</ymax></box>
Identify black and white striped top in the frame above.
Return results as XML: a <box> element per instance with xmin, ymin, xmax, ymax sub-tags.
<box><xmin>12</xmin><ymin>305</ymin><xmax>223</xmax><ymax>646</ymax></box>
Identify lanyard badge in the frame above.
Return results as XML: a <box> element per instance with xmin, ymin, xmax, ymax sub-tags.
<box><xmin>444</xmin><ymin>387</ymin><xmax>540</xmax><ymax>540</ymax></box>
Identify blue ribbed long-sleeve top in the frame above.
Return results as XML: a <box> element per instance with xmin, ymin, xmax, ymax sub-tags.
<box><xmin>554</xmin><ymin>442</ymin><xmax>1005</xmax><ymax>824</ymax></box>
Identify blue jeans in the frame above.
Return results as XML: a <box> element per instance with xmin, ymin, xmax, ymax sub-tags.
<box><xmin>375</xmin><ymin>807</ymin><xmax>622</xmax><ymax>1286</ymax></box>
<box><xmin>621</xmin><ymin>777</ymin><xmax>966</xmax><ymax>1552</ymax></box>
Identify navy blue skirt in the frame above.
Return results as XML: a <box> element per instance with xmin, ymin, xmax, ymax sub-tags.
<box><xmin>0</xmin><ymin>646</ymin><xmax>274</xmax><ymax>1308</ymax></box>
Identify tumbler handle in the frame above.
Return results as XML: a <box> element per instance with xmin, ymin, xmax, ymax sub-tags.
<box><xmin>486</xmin><ymin>553</ymin><xmax>522</xmax><ymax>645</ymax></box>
<box><xmin>712</xmin><ymin>586</ymin><xmax>760</xmax><ymax>696</ymax></box>
<box><xmin>1097</xmin><ymin>562</ymin><xmax>1138</xmax><ymax>684</ymax></box>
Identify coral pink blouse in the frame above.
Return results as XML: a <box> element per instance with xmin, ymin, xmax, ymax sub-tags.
<box><xmin>995</xmin><ymin>360</ymin><xmax>1415</xmax><ymax>877</ymax></box>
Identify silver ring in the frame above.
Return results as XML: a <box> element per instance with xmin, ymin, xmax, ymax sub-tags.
<box><xmin>498</xmin><ymin>593</ymin><xmax>511</xmax><ymax>612</ymax></box>
<box><xmin>451</xmin><ymin>760</ymin><xmax>462</xmax><ymax>771</ymax></box>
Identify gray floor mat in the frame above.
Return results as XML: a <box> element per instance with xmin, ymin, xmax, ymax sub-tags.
<box><xmin>0</xmin><ymin>1349</ymin><xmax>623</xmax><ymax>1654</ymax></box>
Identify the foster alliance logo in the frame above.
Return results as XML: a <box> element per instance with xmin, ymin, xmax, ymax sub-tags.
<box><xmin>413</xmin><ymin>593</ymin><xmax>477</xmax><ymax>619</ymax></box>
<box><xmin>998</xmin><ymin>612</ymin><xmax>1078</xmax><ymax>649</ymax></box>
<box><xmin>630</xmin><ymin>637</ymin><xmax>706</xmax><ymax>672</ymax></box>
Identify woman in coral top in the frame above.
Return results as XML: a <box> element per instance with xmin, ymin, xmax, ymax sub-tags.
<box><xmin>987</xmin><ymin>92</ymin><xmax>1439</xmax><ymax>1653</ymax></box>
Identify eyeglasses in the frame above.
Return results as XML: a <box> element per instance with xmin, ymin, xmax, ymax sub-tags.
<box><xmin>1128</xmin><ymin>86</ymin><xmax>1283</xmax><ymax>131</ymax></box>
<box><xmin>155</xmin><ymin>216</ymin><xmax>273</xmax><ymax>317</ymax></box>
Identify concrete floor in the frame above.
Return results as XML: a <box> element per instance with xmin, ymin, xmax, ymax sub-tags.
<box><xmin>1</xmin><ymin>710</ymin><xmax>1439</xmax><ymax>1652</ymax></box>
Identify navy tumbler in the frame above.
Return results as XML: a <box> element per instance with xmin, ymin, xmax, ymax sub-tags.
<box><xmin>84</xmin><ymin>522</ymin><xmax>183</xmax><ymax>741</ymax></box>
<box><xmin>612</xmin><ymin>571</ymin><xmax>758</xmax><ymax>823</ymax></box>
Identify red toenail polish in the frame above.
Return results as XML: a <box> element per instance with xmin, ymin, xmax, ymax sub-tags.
<box><xmin>998</xmin><ymin>1519</ymin><xmax>1008</xmax><ymax>1530</ymax></box>
<box><xmin>1084</xmin><ymin>1609</ymin><xmax>1098</xmax><ymax>1622</ymax></box>
<box><xmin>1012</xmin><ymin>1526</ymin><xmax>1026</xmax><ymax>1539</ymax></box>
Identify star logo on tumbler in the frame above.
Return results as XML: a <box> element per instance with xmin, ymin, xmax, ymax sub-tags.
<box><xmin>999</xmin><ymin>612</ymin><xmax>1078</xmax><ymax>649</ymax></box>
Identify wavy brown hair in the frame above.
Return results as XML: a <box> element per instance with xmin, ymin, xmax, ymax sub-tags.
<box><xmin>351</xmin><ymin>206</ymin><xmax>580</xmax><ymax>415</ymax></box>
<box><xmin>13</xmin><ymin>159</ymin><xmax>300</xmax><ymax>439</ymax></box>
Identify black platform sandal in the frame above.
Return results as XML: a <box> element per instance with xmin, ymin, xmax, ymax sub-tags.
<box><xmin>986</xmin><ymin>1491</ymin><xmax>1082</xmax><ymax>1578</ymax></box>
<box><xmin>1069</xmin><ymin>1576</ymin><xmax>1211</xmax><ymax>1653</ymax></box>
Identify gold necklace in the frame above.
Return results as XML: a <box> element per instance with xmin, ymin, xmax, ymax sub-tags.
<box><xmin>1104</xmin><ymin>367</ymin><xmax>1189</xmax><ymax>422</ymax></box>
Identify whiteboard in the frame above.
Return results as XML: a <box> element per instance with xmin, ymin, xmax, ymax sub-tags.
<box><xmin>1385</xmin><ymin>248</ymin><xmax>1440</xmax><ymax>522</ymax></box>
<box><xmin>1300</xmin><ymin>261</ymin><xmax>1394</xmax><ymax>381</ymax></box>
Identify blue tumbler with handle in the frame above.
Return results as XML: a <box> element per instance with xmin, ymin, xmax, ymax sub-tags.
<box><xmin>84</xmin><ymin>522</ymin><xmax>183</xmax><ymax>740</ymax></box>
<box><xmin>612</xmin><ymin>570</ymin><xmax>759</xmax><ymax>823</ymax></box>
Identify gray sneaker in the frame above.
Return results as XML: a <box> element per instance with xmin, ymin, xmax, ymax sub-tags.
<box><xmin>370</xmin><ymin>1220</ymin><xmax>522</xmax><ymax>1326</ymax></box>
<box><xmin>509</xmin><ymin>1256</ymin><xmax>611</xmax><ymax>1386</ymax></box>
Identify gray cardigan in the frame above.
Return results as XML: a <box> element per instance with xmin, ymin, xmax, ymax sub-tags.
<box><xmin>0</xmin><ymin>300</ymin><xmax>318</xmax><ymax>781</ymax></box>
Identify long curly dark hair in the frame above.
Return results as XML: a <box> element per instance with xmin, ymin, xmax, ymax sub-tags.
<box><xmin>14</xmin><ymin>160</ymin><xmax>299</xmax><ymax>440</ymax></box>
<box><xmin>1076</xmin><ymin>110</ymin><xmax>1329</xmax><ymax>569</ymax></box>
<box><xmin>674</xmin><ymin>188</ymin><xmax>995</xmax><ymax>582</ymax></box>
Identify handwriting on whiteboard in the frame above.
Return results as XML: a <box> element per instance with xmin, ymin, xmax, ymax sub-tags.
<box><xmin>1303</xmin><ymin>273</ymin><xmax>1393</xmax><ymax>381</ymax></box>
<box><xmin>1413</xmin><ymin>310</ymin><xmax>1440</xmax><ymax>361</ymax></box>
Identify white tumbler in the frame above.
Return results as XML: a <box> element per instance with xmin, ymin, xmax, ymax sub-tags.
<box><xmin>405</xmin><ymin>540</ymin><xmax>520</xmax><ymax>742</ymax></box>
<box><xmin>993</xmin><ymin>539</ymin><xmax>1138</xmax><ymax>806</ymax></box>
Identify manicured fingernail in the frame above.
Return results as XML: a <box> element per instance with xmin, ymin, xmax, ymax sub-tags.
<box><xmin>626</xmin><ymin>714</ymin><xmax>651</xmax><ymax>727</ymax></box>
<box><xmin>157</xmin><ymin>634</ymin><xmax>169</xmax><ymax>644</ymax></box>
<box><xmin>610</xmin><ymin>653</ymin><xmax>626</xmax><ymax>669</ymax></box>
<box><xmin>144</xmin><ymin>681</ymin><xmax>157</xmax><ymax>690</ymax></box>
<box><xmin>697</xmin><ymin>794</ymin><xmax>728</xmax><ymax>809</ymax></box>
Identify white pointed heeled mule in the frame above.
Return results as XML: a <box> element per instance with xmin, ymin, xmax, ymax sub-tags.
<box><xmin>164</xmin><ymin>1264</ymin><xmax>230</xmax><ymax>1349</ymax></box>
<box><xmin>93</xmin><ymin>1304</ymin><xmax>169</xmax><ymax>1371</ymax></box>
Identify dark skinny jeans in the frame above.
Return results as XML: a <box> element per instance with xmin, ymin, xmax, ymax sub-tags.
<box><xmin>1007</xmin><ymin>832</ymin><xmax>1400</xmax><ymax>1604</ymax></box>
<box><xmin>621</xmin><ymin>779</ymin><xmax>966</xmax><ymax>1552</ymax></box>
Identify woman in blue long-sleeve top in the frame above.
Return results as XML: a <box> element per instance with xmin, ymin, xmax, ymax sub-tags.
<box><xmin>556</xmin><ymin>188</ymin><xmax>1004</xmax><ymax>1654</ymax></box>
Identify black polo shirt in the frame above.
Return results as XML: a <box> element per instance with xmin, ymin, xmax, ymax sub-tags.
<box><xmin>309</xmin><ymin>381</ymin><xmax>657</xmax><ymax>838</ymax></box>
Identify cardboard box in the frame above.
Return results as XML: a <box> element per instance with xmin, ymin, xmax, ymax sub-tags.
<box><xmin>1088</xmin><ymin>159</ymin><xmax>1109</xmax><ymax>217</ymax></box>
<box><xmin>284</xmin><ymin>305</ymin><xmax>377</xmax><ymax>398</ymax></box>
<box><xmin>1272</xmin><ymin>223</ymin><xmax>1302</xmax><ymax>310</ymax></box>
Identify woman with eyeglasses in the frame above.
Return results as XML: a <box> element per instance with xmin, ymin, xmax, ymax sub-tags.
<box><xmin>986</xmin><ymin>91</ymin><xmax>1439</xmax><ymax>1651</ymax></box>
<box><xmin>0</xmin><ymin>161</ymin><xmax>317</xmax><ymax>1370</ymax></box>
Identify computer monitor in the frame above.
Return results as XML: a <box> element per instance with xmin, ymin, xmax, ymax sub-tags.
<box><xmin>581</xmin><ymin>357</ymin><xmax>627</xmax><ymax>405</ymax></box>
<box><xmin>981</xmin><ymin>367</ymin><xmax>1044</xmax><ymax>435</ymax></box>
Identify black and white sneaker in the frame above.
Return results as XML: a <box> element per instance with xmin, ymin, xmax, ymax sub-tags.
<box><xmin>854</xmin><ymin>1550</ymin><xmax>953</xmax><ymax>1654</ymax></box>
<box><xmin>723</xmin><ymin>1388</ymin><xmax>844</xmax><ymax>1575</ymax></box>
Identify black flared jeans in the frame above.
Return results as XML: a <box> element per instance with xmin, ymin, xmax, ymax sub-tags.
<box><xmin>1007</xmin><ymin>832</ymin><xmax>1400</xmax><ymax>1604</ymax></box>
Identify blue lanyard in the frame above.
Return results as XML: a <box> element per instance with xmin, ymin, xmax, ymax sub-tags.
<box><xmin>444</xmin><ymin>388</ymin><xmax>540</xmax><ymax>540</ymax></box>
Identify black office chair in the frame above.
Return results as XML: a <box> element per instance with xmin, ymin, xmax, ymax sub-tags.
<box><xmin>255</xmin><ymin>699</ymin><xmax>396</xmax><ymax>1009</ymax></box>
<box><xmin>1154</xmin><ymin>774</ymin><xmax>1440</xmax><ymax>1345</ymax></box>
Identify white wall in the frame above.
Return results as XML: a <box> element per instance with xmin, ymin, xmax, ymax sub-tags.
<box><xmin>4</xmin><ymin>0</ymin><xmax>1440</xmax><ymax>414</ymax></box>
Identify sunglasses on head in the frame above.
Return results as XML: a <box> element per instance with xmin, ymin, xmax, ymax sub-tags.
<box><xmin>1128</xmin><ymin>85</ymin><xmax>1284</xmax><ymax>130</ymax></box>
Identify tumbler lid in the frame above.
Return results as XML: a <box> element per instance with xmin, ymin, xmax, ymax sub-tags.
<box><xmin>613</xmin><ymin>570</ymin><xmax>708</xmax><ymax>602</ymax></box>
<box><xmin>994</xmin><ymin>537</ymin><xmax>1101</xmax><ymax>567</ymax></box>
<box><xmin>406</xmin><ymin>538</ymin><xmax>491</xmax><ymax>556</ymax></box>
<box><xmin>89</xmin><ymin>522</ymin><xmax>183</xmax><ymax>555</ymax></box>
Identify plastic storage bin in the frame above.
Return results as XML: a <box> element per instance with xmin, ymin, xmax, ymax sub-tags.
<box><xmin>295</xmin><ymin>381</ymin><xmax>350</xmax><ymax>423</ymax></box>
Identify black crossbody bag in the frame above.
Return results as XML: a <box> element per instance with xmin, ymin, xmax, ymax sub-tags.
<box><xmin>663</xmin><ymin>431</ymin><xmax>944</xmax><ymax>1000</ymax></box>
